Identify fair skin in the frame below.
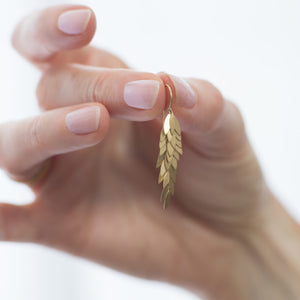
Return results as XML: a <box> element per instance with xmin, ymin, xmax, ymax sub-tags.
<box><xmin>0</xmin><ymin>5</ymin><xmax>300</xmax><ymax>299</ymax></box>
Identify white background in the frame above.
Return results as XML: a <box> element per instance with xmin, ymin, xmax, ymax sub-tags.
<box><xmin>0</xmin><ymin>0</ymin><xmax>299</xmax><ymax>299</ymax></box>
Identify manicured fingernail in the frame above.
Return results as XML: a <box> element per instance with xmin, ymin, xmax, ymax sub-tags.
<box><xmin>124</xmin><ymin>80</ymin><xmax>160</xmax><ymax>109</ymax></box>
<box><xmin>66</xmin><ymin>106</ymin><xmax>100</xmax><ymax>135</ymax></box>
<box><xmin>169</xmin><ymin>75</ymin><xmax>196</xmax><ymax>108</ymax></box>
<box><xmin>58</xmin><ymin>9</ymin><xmax>92</xmax><ymax>35</ymax></box>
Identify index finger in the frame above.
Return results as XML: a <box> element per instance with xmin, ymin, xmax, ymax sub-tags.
<box><xmin>12</xmin><ymin>5</ymin><xmax>96</xmax><ymax>64</ymax></box>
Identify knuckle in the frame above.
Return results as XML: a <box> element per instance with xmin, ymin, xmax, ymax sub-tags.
<box><xmin>27</xmin><ymin>116</ymin><xmax>44</xmax><ymax>153</ymax></box>
<box><xmin>91</xmin><ymin>71</ymin><xmax>116</xmax><ymax>105</ymax></box>
<box><xmin>36</xmin><ymin>71</ymin><xmax>50</xmax><ymax>110</ymax></box>
<box><xmin>91</xmin><ymin>73</ymin><xmax>107</xmax><ymax>103</ymax></box>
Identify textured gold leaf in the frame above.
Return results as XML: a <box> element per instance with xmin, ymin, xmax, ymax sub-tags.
<box><xmin>156</xmin><ymin>154</ymin><xmax>164</xmax><ymax>168</ymax></box>
<box><xmin>156</xmin><ymin>111</ymin><xmax>182</xmax><ymax>209</ymax></box>
<box><xmin>171</xmin><ymin>157</ymin><xmax>177</xmax><ymax>169</ymax></box>
<box><xmin>169</xmin><ymin>178</ymin><xmax>175</xmax><ymax>194</ymax></box>
<box><xmin>160</xmin><ymin>160</ymin><xmax>167</xmax><ymax>180</ymax></box>
<box><xmin>170</xmin><ymin>136</ymin><xmax>177</xmax><ymax>148</ymax></box>
<box><xmin>163</xmin><ymin>114</ymin><xmax>171</xmax><ymax>134</ymax></box>
<box><xmin>175</xmin><ymin>142</ymin><xmax>182</xmax><ymax>149</ymax></box>
<box><xmin>170</xmin><ymin>114</ymin><xmax>181</xmax><ymax>134</ymax></box>
<box><xmin>163</xmin><ymin>172</ymin><xmax>170</xmax><ymax>188</ymax></box>
<box><xmin>163</xmin><ymin>193</ymin><xmax>171</xmax><ymax>209</ymax></box>
<box><xmin>159</xmin><ymin>145</ymin><xmax>167</xmax><ymax>155</ymax></box>
<box><xmin>167</xmin><ymin>131</ymin><xmax>172</xmax><ymax>142</ymax></box>
<box><xmin>159</xmin><ymin>139</ymin><xmax>166</xmax><ymax>146</ymax></box>
<box><xmin>173</xmin><ymin>151</ymin><xmax>180</xmax><ymax>160</ymax></box>
<box><xmin>164</xmin><ymin>159</ymin><xmax>171</xmax><ymax>170</ymax></box>
<box><xmin>176</xmin><ymin>148</ymin><xmax>183</xmax><ymax>155</ymax></box>
<box><xmin>167</xmin><ymin>143</ymin><xmax>174</xmax><ymax>156</ymax></box>
<box><xmin>176</xmin><ymin>135</ymin><xmax>182</xmax><ymax>141</ymax></box>
<box><xmin>169</xmin><ymin>167</ymin><xmax>177</xmax><ymax>183</ymax></box>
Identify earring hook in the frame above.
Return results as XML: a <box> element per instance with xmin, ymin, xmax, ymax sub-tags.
<box><xmin>165</xmin><ymin>84</ymin><xmax>173</xmax><ymax>112</ymax></box>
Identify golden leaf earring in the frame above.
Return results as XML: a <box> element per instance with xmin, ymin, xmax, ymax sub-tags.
<box><xmin>156</xmin><ymin>84</ymin><xmax>182</xmax><ymax>210</ymax></box>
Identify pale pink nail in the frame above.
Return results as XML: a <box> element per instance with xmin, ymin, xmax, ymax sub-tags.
<box><xmin>124</xmin><ymin>80</ymin><xmax>160</xmax><ymax>109</ymax></box>
<box><xmin>169</xmin><ymin>74</ymin><xmax>196</xmax><ymax>108</ymax></box>
<box><xmin>65</xmin><ymin>106</ymin><xmax>100</xmax><ymax>135</ymax></box>
<box><xmin>58</xmin><ymin>9</ymin><xmax>92</xmax><ymax>35</ymax></box>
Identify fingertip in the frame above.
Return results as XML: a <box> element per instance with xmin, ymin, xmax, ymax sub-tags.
<box><xmin>57</xmin><ymin>8</ymin><xmax>92</xmax><ymax>36</ymax></box>
<box><xmin>64</xmin><ymin>103</ymin><xmax>110</xmax><ymax>146</ymax></box>
<box><xmin>12</xmin><ymin>5</ymin><xmax>97</xmax><ymax>62</ymax></box>
<box><xmin>91</xmin><ymin>69</ymin><xmax>166</xmax><ymax>121</ymax></box>
<box><xmin>56</xmin><ymin>5</ymin><xmax>97</xmax><ymax>49</ymax></box>
<box><xmin>0</xmin><ymin>104</ymin><xmax>110</xmax><ymax>183</ymax></box>
<box><xmin>93</xmin><ymin>103</ymin><xmax>110</xmax><ymax>143</ymax></box>
<box><xmin>157</xmin><ymin>71</ymin><xmax>197</xmax><ymax>109</ymax></box>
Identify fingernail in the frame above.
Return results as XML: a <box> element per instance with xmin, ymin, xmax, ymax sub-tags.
<box><xmin>66</xmin><ymin>106</ymin><xmax>100</xmax><ymax>135</ymax></box>
<box><xmin>58</xmin><ymin>9</ymin><xmax>92</xmax><ymax>35</ymax></box>
<box><xmin>124</xmin><ymin>80</ymin><xmax>160</xmax><ymax>109</ymax></box>
<box><xmin>169</xmin><ymin>75</ymin><xmax>196</xmax><ymax>108</ymax></box>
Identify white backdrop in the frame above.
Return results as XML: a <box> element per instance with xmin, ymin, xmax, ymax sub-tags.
<box><xmin>0</xmin><ymin>0</ymin><xmax>299</xmax><ymax>299</ymax></box>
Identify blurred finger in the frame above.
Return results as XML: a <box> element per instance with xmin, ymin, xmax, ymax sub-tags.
<box><xmin>0</xmin><ymin>104</ymin><xmax>109</xmax><ymax>182</ymax></box>
<box><xmin>12</xmin><ymin>5</ymin><xmax>96</xmax><ymax>64</ymax></box>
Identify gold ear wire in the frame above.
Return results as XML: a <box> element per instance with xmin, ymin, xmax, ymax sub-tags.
<box><xmin>164</xmin><ymin>84</ymin><xmax>173</xmax><ymax>112</ymax></box>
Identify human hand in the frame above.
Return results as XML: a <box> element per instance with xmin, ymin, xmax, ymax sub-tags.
<box><xmin>1</xmin><ymin>5</ymin><xmax>300</xmax><ymax>299</ymax></box>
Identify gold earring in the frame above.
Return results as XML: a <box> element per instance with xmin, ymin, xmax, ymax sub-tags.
<box><xmin>156</xmin><ymin>84</ymin><xmax>182</xmax><ymax>210</ymax></box>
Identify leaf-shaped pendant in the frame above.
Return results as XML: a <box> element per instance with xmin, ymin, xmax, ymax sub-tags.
<box><xmin>156</xmin><ymin>85</ymin><xmax>182</xmax><ymax>209</ymax></box>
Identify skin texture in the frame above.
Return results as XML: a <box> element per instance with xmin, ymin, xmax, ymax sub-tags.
<box><xmin>1</xmin><ymin>5</ymin><xmax>300</xmax><ymax>299</ymax></box>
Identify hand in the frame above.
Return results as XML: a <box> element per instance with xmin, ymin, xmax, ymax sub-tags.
<box><xmin>1</xmin><ymin>5</ymin><xmax>300</xmax><ymax>299</ymax></box>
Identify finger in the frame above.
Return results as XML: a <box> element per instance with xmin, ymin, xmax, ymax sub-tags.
<box><xmin>0</xmin><ymin>104</ymin><xmax>109</xmax><ymax>182</ymax></box>
<box><xmin>12</xmin><ymin>5</ymin><xmax>96</xmax><ymax>64</ymax></box>
<box><xmin>37</xmin><ymin>65</ymin><xmax>168</xmax><ymax>121</ymax></box>
<box><xmin>48</xmin><ymin>46</ymin><xmax>129</xmax><ymax>69</ymax></box>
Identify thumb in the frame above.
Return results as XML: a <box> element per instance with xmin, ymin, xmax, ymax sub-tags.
<box><xmin>158</xmin><ymin>72</ymin><xmax>248</xmax><ymax>158</ymax></box>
